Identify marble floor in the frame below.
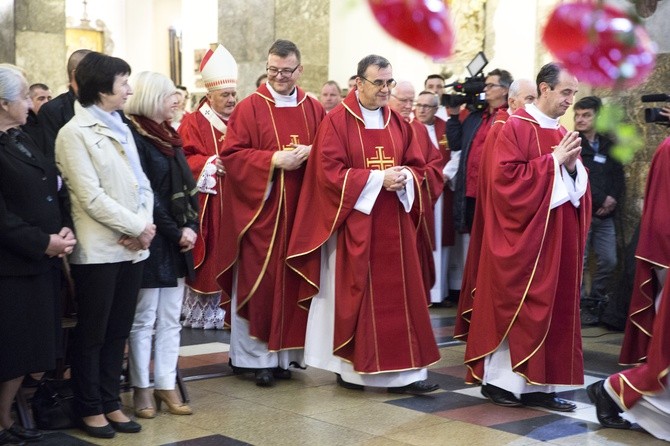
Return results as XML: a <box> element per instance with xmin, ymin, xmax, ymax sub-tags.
<box><xmin>25</xmin><ymin>306</ymin><xmax>667</xmax><ymax>446</ymax></box>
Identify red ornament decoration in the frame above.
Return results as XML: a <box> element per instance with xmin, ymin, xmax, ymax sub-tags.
<box><xmin>368</xmin><ymin>0</ymin><xmax>455</xmax><ymax>59</ymax></box>
<box><xmin>542</xmin><ymin>1</ymin><xmax>656</xmax><ymax>88</ymax></box>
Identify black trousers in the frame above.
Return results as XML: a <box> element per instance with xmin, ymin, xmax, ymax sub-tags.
<box><xmin>70</xmin><ymin>261</ymin><xmax>144</xmax><ymax>417</ymax></box>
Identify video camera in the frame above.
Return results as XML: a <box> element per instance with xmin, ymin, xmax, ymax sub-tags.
<box><xmin>642</xmin><ymin>93</ymin><xmax>670</xmax><ymax>124</ymax></box>
<box><xmin>441</xmin><ymin>52</ymin><xmax>489</xmax><ymax>111</ymax></box>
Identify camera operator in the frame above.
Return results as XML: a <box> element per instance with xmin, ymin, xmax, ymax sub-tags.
<box><xmin>573</xmin><ymin>96</ymin><xmax>625</xmax><ymax>326</ymax></box>
<box><xmin>446</xmin><ymin>69</ymin><xmax>513</xmax><ymax>234</ymax></box>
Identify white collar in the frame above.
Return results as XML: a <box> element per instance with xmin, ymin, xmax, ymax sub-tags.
<box><xmin>525</xmin><ymin>103</ymin><xmax>560</xmax><ymax>129</ymax></box>
<box><xmin>266</xmin><ymin>82</ymin><xmax>297</xmax><ymax>107</ymax></box>
<box><xmin>356</xmin><ymin>91</ymin><xmax>383</xmax><ymax>129</ymax></box>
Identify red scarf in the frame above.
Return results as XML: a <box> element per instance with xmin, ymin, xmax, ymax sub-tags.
<box><xmin>129</xmin><ymin>114</ymin><xmax>182</xmax><ymax>157</ymax></box>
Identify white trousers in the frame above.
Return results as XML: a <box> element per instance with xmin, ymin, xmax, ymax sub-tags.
<box><xmin>483</xmin><ymin>339</ymin><xmax>556</xmax><ymax>395</ymax></box>
<box><xmin>128</xmin><ymin>278</ymin><xmax>185</xmax><ymax>389</ymax></box>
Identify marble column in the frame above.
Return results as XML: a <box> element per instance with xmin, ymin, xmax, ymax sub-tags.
<box><xmin>218</xmin><ymin>0</ymin><xmax>329</xmax><ymax>98</ymax></box>
<box><xmin>8</xmin><ymin>0</ymin><xmax>67</xmax><ymax>91</ymax></box>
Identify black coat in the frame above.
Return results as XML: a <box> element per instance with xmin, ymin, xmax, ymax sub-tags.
<box><xmin>0</xmin><ymin>129</ymin><xmax>71</xmax><ymax>276</ymax></box>
<box><xmin>131</xmin><ymin>127</ymin><xmax>198</xmax><ymax>288</ymax></box>
<box><xmin>579</xmin><ymin>133</ymin><xmax>625</xmax><ymax>217</ymax></box>
<box><xmin>37</xmin><ymin>88</ymin><xmax>76</xmax><ymax>162</ymax></box>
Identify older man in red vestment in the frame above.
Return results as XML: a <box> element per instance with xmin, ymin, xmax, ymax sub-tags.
<box><xmin>586</xmin><ymin>131</ymin><xmax>670</xmax><ymax>440</ymax></box>
<box><xmin>454</xmin><ymin>78</ymin><xmax>537</xmax><ymax>341</ymax></box>
<box><xmin>287</xmin><ymin>55</ymin><xmax>440</xmax><ymax>394</ymax></box>
<box><xmin>219</xmin><ymin>40</ymin><xmax>325</xmax><ymax>387</ymax></box>
<box><xmin>464</xmin><ymin>63</ymin><xmax>590</xmax><ymax>411</ymax></box>
<box><xmin>388</xmin><ymin>81</ymin><xmax>445</xmax><ymax>304</ymax></box>
<box><xmin>178</xmin><ymin>44</ymin><xmax>237</xmax><ymax>329</ymax></box>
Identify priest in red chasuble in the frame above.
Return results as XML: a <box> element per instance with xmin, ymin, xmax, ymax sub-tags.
<box><xmin>415</xmin><ymin>90</ymin><xmax>457</xmax><ymax>304</ymax></box>
<box><xmin>586</xmin><ymin>132</ymin><xmax>670</xmax><ymax>441</ymax></box>
<box><xmin>287</xmin><ymin>55</ymin><xmax>440</xmax><ymax>394</ymax></box>
<box><xmin>454</xmin><ymin>78</ymin><xmax>537</xmax><ymax>341</ymax></box>
<box><xmin>218</xmin><ymin>40</ymin><xmax>325</xmax><ymax>387</ymax></box>
<box><xmin>464</xmin><ymin>63</ymin><xmax>590</xmax><ymax>411</ymax></box>
<box><xmin>388</xmin><ymin>81</ymin><xmax>445</xmax><ymax>304</ymax></box>
<box><xmin>178</xmin><ymin>44</ymin><xmax>237</xmax><ymax>330</ymax></box>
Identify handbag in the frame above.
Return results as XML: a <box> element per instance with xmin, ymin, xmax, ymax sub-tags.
<box><xmin>31</xmin><ymin>379</ymin><xmax>77</xmax><ymax>429</ymax></box>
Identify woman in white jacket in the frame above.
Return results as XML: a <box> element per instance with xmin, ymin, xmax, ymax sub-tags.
<box><xmin>55</xmin><ymin>52</ymin><xmax>155</xmax><ymax>440</ymax></box>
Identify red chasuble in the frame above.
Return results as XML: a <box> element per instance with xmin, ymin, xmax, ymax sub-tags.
<box><xmin>409</xmin><ymin>118</ymin><xmax>446</xmax><ymax>302</ymax></box>
<box><xmin>463</xmin><ymin>109</ymin><xmax>591</xmax><ymax>385</ymax></box>
<box><xmin>178</xmin><ymin>99</ymin><xmax>227</xmax><ymax>294</ymax></box>
<box><xmin>620</xmin><ymin>136</ymin><xmax>670</xmax><ymax>365</ymax></box>
<box><xmin>610</xmin><ymin>280</ymin><xmax>670</xmax><ymax>409</ymax></box>
<box><xmin>286</xmin><ymin>91</ymin><xmax>440</xmax><ymax>374</ymax></box>
<box><xmin>455</xmin><ymin>109</ymin><xmax>509</xmax><ymax>340</ymax></box>
<box><xmin>434</xmin><ymin>117</ymin><xmax>455</xmax><ymax>247</ymax></box>
<box><xmin>218</xmin><ymin>84</ymin><xmax>325</xmax><ymax>351</ymax></box>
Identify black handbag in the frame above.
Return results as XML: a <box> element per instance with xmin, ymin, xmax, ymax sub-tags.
<box><xmin>31</xmin><ymin>379</ymin><xmax>77</xmax><ymax>429</ymax></box>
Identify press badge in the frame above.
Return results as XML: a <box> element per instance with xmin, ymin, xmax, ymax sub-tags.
<box><xmin>594</xmin><ymin>154</ymin><xmax>607</xmax><ymax>164</ymax></box>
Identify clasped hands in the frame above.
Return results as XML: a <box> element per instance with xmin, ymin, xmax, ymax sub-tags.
<box><xmin>178</xmin><ymin>227</ymin><xmax>197</xmax><ymax>253</ymax></box>
<box><xmin>552</xmin><ymin>131</ymin><xmax>582</xmax><ymax>172</ymax></box>
<box><xmin>383</xmin><ymin>166</ymin><xmax>408</xmax><ymax>192</ymax></box>
<box><xmin>46</xmin><ymin>227</ymin><xmax>77</xmax><ymax>258</ymax></box>
<box><xmin>273</xmin><ymin>144</ymin><xmax>311</xmax><ymax>171</ymax></box>
<box><xmin>118</xmin><ymin>223</ymin><xmax>156</xmax><ymax>252</ymax></box>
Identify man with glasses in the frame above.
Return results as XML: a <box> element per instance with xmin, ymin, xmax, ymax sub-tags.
<box><xmin>415</xmin><ymin>91</ymin><xmax>457</xmax><ymax>304</ymax></box>
<box><xmin>287</xmin><ymin>55</ymin><xmax>440</xmax><ymax>394</ymax></box>
<box><xmin>178</xmin><ymin>44</ymin><xmax>237</xmax><ymax>331</ymax></box>
<box><xmin>389</xmin><ymin>82</ymin><xmax>445</xmax><ymax>304</ymax></box>
<box><xmin>219</xmin><ymin>39</ymin><xmax>325</xmax><ymax>387</ymax></box>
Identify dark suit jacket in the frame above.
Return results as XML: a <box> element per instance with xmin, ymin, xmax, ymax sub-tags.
<box><xmin>37</xmin><ymin>89</ymin><xmax>76</xmax><ymax>161</ymax></box>
<box><xmin>0</xmin><ymin>129</ymin><xmax>70</xmax><ymax>276</ymax></box>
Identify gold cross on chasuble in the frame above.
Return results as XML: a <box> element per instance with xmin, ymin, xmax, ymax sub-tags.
<box><xmin>438</xmin><ymin>134</ymin><xmax>448</xmax><ymax>150</ymax></box>
<box><xmin>366</xmin><ymin>146</ymin><xmax>395</xmax><ymax>170</ymax></box>
<box><xmin>282</xmin><ymin>135</ymin><xmax>301</xmax><ymax>151</ymax></box>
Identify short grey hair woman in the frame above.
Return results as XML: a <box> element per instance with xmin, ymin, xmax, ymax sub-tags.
<box><xmin>0</xmin><ymin>64</ymin><xmax>76</xmax><ymax>444</ymax></box>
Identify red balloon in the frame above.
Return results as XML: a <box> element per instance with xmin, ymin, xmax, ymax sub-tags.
<box><xmin>368</xmin><ymin>0</ymin><xmax>455</xmax><ymax>59</ymax></box>
<box><xmin>542</xmin><ymin>1</ymin><xmax>656</xmax><ymax>88</ymax></box>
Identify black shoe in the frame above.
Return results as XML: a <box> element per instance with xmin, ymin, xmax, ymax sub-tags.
<box><xmin>336</xmin><ymin>374</ymin><xmax>364</xmax><ymax>390</ymax></box>
<box><xmin>255</xmin><ymin>368</ymin><xmax>275</xmax><ymax>387</ymax></box>
<box><xmin>5</xmin><ymin>424</ymin><xmax>41</xmax><ymax>442</ymax></box>
<box><xmin>79</xmin><ymin>421</ymin><xmax>116</xmax><ymax>439</ymax></box>
<box><xmin>481</xmin><ymin>384</ymin><xmax>522</xmax><ymax>407</ymax></box>
<box><xmin>580</xmin><ymin>310</ymin><xmax>599</xmax><ymax>326</ymax></box>
<box><xmin>106</xmin><ymin>418</ymin><xmax>142</xmax><ymax>433</ymax></box>
<box><xmin>0</xmin><ymin>430</ymin><xmax>26</xmax><ymax>446</ymax></box>
<box><xmin>272</xmin><ymin>367</ymin><xmax>292</xmax><ymax>380</ymax></box>
<box><xmin>520</xmin><ymin>392</ymin><xmax>577</xmax><ymax>412</ymax></box>
<box><xmin>388</xmin><ymin>380</ymin><xmax>439</xmax><ymax>395</ymax></box>
<box><xmin>228</xmin><ymin>358</ymin><xmax>249</xmax><ymax>375</ymax></box>
<box><xmin>586</xmin><ymin>380</ymin><xmax>632</xmax><ymax>429</ymax></box>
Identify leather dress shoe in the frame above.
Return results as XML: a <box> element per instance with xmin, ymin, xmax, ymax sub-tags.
<box><xmin>481</xmin><ymin>384</ymin><xmax>522</xmax><ymax>407</ymax></box>
<box><xmin>5</xmin><ymin>424</ymin><xmax>41</xmax><ymax>441</ymax></box>
<box><xmin>106</xmin><ymin>418</ymin><xmax>142</xmax><ymax>433</ymax></box>
<box><xmin>255</xmin><ymin>368</ymin><xmax>276</xmax><ymax>387</ymax></box>
<box><xmin>79</xmin><ymin>421</ymin><xmax>116</xmax><ymax>439</ymax></box>
<box><xmin>586</xmin><ymin>380</ymin><xmax>632</xmax><ymax>429</ymax></box>
<box><xmin>0</xmin><ymin>430</ymin><xmax>25</xmax><ymax>446</ymax></box>
<box><xmin>388</xmin><ymin>380</ymin><xmax>439</xmax><ymax>395</ymax></box>
<box><xmin>520</xmin><ymin>392</ymin><xmax>576</xmax><ymax>412</ymax></box>
<box><xmin>336</xmin><ymin>374</ymin><xmax>364</xmax><ymax>390</ymax></box>
<box><xmin>272</xmin><ymin>367</ymin><xmax>292</xmax><ymax>380</ymax></box>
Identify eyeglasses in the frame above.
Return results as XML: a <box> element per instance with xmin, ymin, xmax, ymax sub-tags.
<box><xmin>414</xmin><ymin>103</ymin><xmax>437</xmax><ymax>110</ymax></box>
<box><xmin>484</xmin><ymin>83</ymin><xmax>503</xmax><ymax>89</ymax></box>
<box><xmin>266</xmin><ymin>65</ymin><xmax>300</xmax><ymax>77</ymax></box>
<box><xmin>360</xmin><ymin>76</ymin><xmax>397</xmax><ymax>90</ymax></box>
<box><xmin>391</xmin><ymin>94</ymin><xmax>414</xmax><ymax>105</ymax></box>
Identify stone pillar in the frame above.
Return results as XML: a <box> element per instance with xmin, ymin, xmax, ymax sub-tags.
<box><xmin>218</xmin><ymin>0</ymin><xmax>329</xmax><ymax>98</ymax></box>
<box><xmin>14</xmin><ymin>0</ymin><xmax>67</xmax><ymax>91</ymax></box>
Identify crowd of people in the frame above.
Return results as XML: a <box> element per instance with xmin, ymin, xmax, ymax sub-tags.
<box><xmin>0</xmin><ymin>36</ymin><xmax>668</xmax><ymax>444</ymax></box>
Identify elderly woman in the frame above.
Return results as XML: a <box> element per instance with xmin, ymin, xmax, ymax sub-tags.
<box><xmin>55</xmin><ymin>52</ymin><xmax>155</xmax><ymax>439</ymax></box>
<box><xmin>125</xmin><ymin>72</ymin><xmax>198</xmax><ymax>418</ymax></box>
<box><xmin>0</xmin><ymin>64</ymin><xmax>76</xmax><ymax>445</ymax></box>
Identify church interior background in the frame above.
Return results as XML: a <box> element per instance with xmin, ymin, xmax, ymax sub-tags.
<box><xmin>2</xmin><ymin>0</ymin><xmax>670</xmax><ymax>444</ymax></box>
